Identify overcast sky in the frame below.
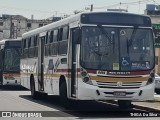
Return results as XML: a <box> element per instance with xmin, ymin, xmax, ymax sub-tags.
<box><xmin>0</xmin><ymin>0</ymin><xmax>159</xmax><ymax>19</ymax></box>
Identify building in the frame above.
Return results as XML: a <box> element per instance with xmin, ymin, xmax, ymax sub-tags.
<box><xmin>145</xmin><ymin>4</ymin><xmax>160</xmax><ymax>73</ymax></box>
<box><xmin>0</xmin><ymin>14</ymin><xmax>53</xmax><ymax>40</ymax></box>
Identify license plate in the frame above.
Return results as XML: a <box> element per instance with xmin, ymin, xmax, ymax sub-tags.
<box><xmin>113</xmin><ymin>91</ymin><xmax>126</xmax><ymax>96</ymax></box>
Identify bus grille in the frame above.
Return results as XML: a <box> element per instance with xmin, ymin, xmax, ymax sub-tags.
<box><xmin>96</xmin><ymin>81</ymin><xmax>142</xmax><ymax>89</ymax></box>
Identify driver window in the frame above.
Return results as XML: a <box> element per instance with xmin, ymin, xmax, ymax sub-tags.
<box><xmin>130</xmin><ymin>30</ymin><xmax>151</xmax><ymax>61</ymax></box>
<box><xmin>88</xmin><ymin>28</ymin><xmax>100</xmax><ymax>61</ymax></box>
<box><xmin>131</xmin><ymin>30</ymin><xmax>149</xmax><ymax>53</ymax></box>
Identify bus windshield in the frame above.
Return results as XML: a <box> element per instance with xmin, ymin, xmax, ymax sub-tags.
<box><xmin>4</xmin><ymin>48</ymin><xmax>21</xmax><ymax>72</ymax></box>
<box><xmin>80</xmin><ymin>26</ymin><xmax>154</xmax><ymax>71</ymax></box>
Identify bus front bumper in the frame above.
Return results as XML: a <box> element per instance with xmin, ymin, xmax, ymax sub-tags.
<box><xmin>77</xmin><ymin>81</ymin><xmax>154</xmax><ymax>101</ymax></box>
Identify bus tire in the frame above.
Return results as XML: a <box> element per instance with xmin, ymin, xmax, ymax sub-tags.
<box><xmin>59</xmin><ymin>81</ymin><xmax>71</xmax><ymax>109</ymax></box>
<box><xmin>118</xmin><ymin>100</ymin><xmax>133</xmax><ymax>109</ymax></box>
<box><xmin>30</xmin><ymin>77</ymin><xmax>40</xmax><ymax>99</ymax></box>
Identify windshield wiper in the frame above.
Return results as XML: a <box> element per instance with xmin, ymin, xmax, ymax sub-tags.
<box><xmin>97</xmin><ymin>25</ymin><xmax>115</xmax><ymax>53</ymax></box>
<box><xmin>127</xmin><ymin>26</ymin><xmax>138</xmax><ymax>55</ymax></box>
<box><xmin>97</xmin><ymin>25</ymin><xmax>111</xmax><ymax>41</ymax></box>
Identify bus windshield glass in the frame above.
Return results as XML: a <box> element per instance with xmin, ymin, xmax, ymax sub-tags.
<box><xmin>4</xmin><ymin>48</ymin><xmax>21</xmax><ymax>72</ymax></box>
<box><xmin>80</xmin><ymin>26</ymin><xmax>154</xmax><ymax>71</ymax></box>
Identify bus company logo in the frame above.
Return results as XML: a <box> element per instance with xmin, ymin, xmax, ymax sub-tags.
<box><xmin>1</xmin><ymin>112</ymin><xmax>42</xmax><ymax>118</ymax></box>
<box><xmin>117</xmin><ymin>82</ymin><xmax>123</xmax><ymax>87</ymax></box>
<box><xmin>2</xmin><ymin>112</ymin><xmax>11</xmax><ymax>117</ymax></box>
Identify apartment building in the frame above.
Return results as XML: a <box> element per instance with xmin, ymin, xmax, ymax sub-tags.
<box><xmin>0</xmin><ymin>14</ymin><xmax>53</xmax><ymax>40</ymax></box>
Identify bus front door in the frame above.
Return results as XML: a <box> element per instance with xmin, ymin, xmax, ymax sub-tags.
<box><xmin>70</xmin><ymin>28</ymin><xmax>80</xmax><ymax>98</ymax></box>
<box><xmin>38</xmin><ymin>36</ymin><xmax>45</xmax><ymax>91</ymax></box>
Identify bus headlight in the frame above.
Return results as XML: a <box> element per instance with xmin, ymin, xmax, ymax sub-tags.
<box><xmin>83</xmin><ymin>77</ymin><xmax>89</xmax><ymax>82</ymax></box>
<box><xmin>81</xmin><ymin>71</ymin><xmax>87</xmax><ymax>77</ymax></box>
<box><xmin>81</xmin><ymin>68</ymin><xmax>93</xmax><ymax>85</ymax></box>
<box><xmin>83</xmin><ymin>77</ymin><xmax>92</xmax><ymax>84</ymax></box>
<box><xmin>146</xmin><ymin>78</ymin><xmax>154</xmax><ymax>85</ymax></box>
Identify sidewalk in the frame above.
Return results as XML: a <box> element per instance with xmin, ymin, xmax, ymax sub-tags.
<box><xmin>133</xmin><ymin>95</ymin><xmax>160</xmax><ymax>111</ymax></box>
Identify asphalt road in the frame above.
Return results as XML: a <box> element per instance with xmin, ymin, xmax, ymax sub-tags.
<box><xmin>0</xmin><ymin>85</ymin><xmax>160</xmax><ymax>120</ymax></box>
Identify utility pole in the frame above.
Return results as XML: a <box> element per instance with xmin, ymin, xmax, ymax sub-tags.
<box><xmin>90</xmin><ymin>4</ymin><xmax>93</xmax><ymax>12</ymax></box>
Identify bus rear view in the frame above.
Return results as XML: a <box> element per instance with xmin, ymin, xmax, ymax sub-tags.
<box><xmin>0</xmin><ymin>39</ymin><xmax>21</xmax><ymax>86</ymax></box>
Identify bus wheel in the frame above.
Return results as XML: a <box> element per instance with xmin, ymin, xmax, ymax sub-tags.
<box><xmin>118</xmin><ymin>100</ymin><xmax>133</xmax><ymax>109</ymax></box>
<box><xmin>30</xmin><ymin>78</ymin><xmax>40</xmax><ymax>99</ymax></box>
<box><xmin>60</xmin><ymin>82</ymin><xmax>71</xmax><ymax>109</ymax></box>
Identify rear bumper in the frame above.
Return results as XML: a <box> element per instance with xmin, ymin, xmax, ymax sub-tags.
<box><xmin>2</xmin><ymin>79</ymin><xmax>21</xmax><ymax>85</ymax></box>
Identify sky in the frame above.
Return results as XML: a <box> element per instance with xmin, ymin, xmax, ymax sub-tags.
<box><xmin>0</xmin><ymin>0</ymin><xmax>159</xmax><ymax>19</ymax></box>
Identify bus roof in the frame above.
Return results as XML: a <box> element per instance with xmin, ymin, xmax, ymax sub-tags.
<box><xmin>0</xmin><ymin>39</ymin><xmax>21</xmax><ymax>45</ymax></box>
<box><xmin>22</xmin><ymin>11</ymin><xmax>151</xmax><ymax>39</ymax></box>
<box><xmin>22</xmin><ymin>13</ymin><xmax>81</xmax><ymax>38</ymax></box>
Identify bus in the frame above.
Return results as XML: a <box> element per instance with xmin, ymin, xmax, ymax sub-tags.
<box><xmin>20</xmin><ymin>12</ymin><xmax>155</xmax><ymax>108</ymax></box>
<box><xmin>0</xmin><ymin>39</ymin><xmax>21</xmax><ymax>86</ymax></box>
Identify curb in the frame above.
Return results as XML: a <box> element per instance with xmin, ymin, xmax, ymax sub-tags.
<box><xmin>105</xmin><ymin>100</ymin><xmax>160</xmax><ymax>113</ymax></box>
<box><xmin>133</xmin><ymin>103</ymin><xmax>160</xmax><ymax>113</ymax></box>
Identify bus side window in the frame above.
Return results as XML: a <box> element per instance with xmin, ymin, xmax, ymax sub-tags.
<box><xmin>29</xmin><ymin>36</ymin><xmax>35</xmax><ymax>58</ymax></box>
<box><xmin>62</xmin><ymin>26</ymin><xmax>69</xmax><ymax>40</ymax></box>
<box><xmin>23</xmin><ymin>39</ymin><xmax>26</xmax><ymax>49</ymax></box>
<box><xmin>47</xmin><ymin>32</ymin><xmax>50</xmax><ymax>56</ymax></box>
<box><xmin>49</xmin><ymin>31</ymin><xmax>53</xmax><ymax>56</ymax></box>
<box><xmin>28</xmin><ymin>37</ymin><xmax>31</xmax><ymax>48</ymax></box>
<box><xmin>34</xmin><ymin>35</ymin><xmax>38</xmax><ymax>57</ymax></box>
<box><xmin>22</xmin><ymin>39</ymin><xmax>25</xmax><ymax>58</ymax></box>
<box><xmin>50</xmin><ymin>31</ymin><xmax>53</xmax><ymax>43</ymax></box>
<box><xmin>53</xmin><ymin>29</ymin><xmax>58</xmax><ymax>42</ymax></box>
<box><xmin>30</xmin><ymin>36</ymin><xmax>34</xmax><ymax>47</ymax></box>
<box><xmin>23</xmin><ymin>38</ymin><xmax>28</xmax><ymax>58</ymax></box>
<box><xmin>49</xmin><ymin>29</ymin><xmax>58</xmax><ymax>56</ymax></box>
<box><xmin>45</xmin><ymin>32</ymin><xmax>48</xmax><ymax>56</ymax></box>
<box><xmin>45</xmin><ymin>32</ymin><xmax>49</xmax><ymax>44</ymax></box>
<box><xmin>58</xmin><ymin>26</ymin><xmax>69</xmax><ymax>55</ymax></box>
<box><xmin>59</xmin><ymin>28</ymin><xmax>63</xmax><ymax>41</ymax></box>
<box><xmin>34</xmin><ymin>36</ymin><xmax>38</xmax><ymax>46</ymax></box>
<box><xmin>28</xmin><ymin>37</ymin><xmax>31</xmax><ymax>58</ymax></box>
<box><xmin>0</xmin><ymin>50</ymin><xmax>3</xmax><ymax>69</ymax></box>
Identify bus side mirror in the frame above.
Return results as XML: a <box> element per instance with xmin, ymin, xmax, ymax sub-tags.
<box><xmin>73</xmin><ymin>28</ymin><xmax>81</xmax><ymax>44</ymax></box>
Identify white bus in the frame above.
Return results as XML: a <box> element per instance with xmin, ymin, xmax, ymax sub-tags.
<box><xmin>0</xmin><ymin>39</ymin><xmax>21</xmax><ymax>85</ymax></box>
<box><xmin>20</xmin><ymin>12</ymin><xmax>155</xmax><ymax>108</ymax></box>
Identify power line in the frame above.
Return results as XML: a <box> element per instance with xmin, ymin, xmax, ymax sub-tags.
<box><xmin>93</xmin><ymin>0</ymin><xmax>157</xmax><ymax>10</ymax></box>
<box><xmin>120</xmin><ymin>0</ymin><xmax>151</xmax><ymax>5</ymax></box>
